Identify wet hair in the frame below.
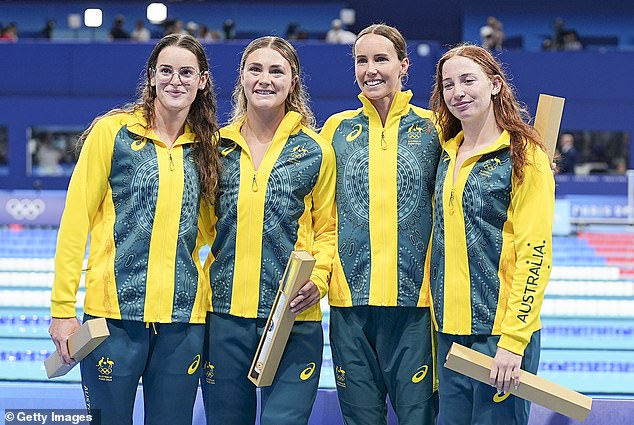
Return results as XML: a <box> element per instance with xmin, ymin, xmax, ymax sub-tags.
<box><xmin>77</xmin><ymin>34</ymin><xmax>221</xmax><ymax>201</ymax></box>
<box><xmin>230</xmin><ymin>36</ymin><xmax>315</xmax><ymax>129</ymax></box>
<box><xmin>430</xmin><ymin>43</ymin><xmax>544</xmax><ymax>183</ymax></box>
<box><xmin>353</xmin><ymin>23</ymin><xmax>408</xmax><ymax>62</ymax></box>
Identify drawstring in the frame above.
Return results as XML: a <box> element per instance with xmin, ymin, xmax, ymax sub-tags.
<box><xmin>145</xmin><ymin>322</ymin><xmax>158</xmax><ymax>335</ymax></box>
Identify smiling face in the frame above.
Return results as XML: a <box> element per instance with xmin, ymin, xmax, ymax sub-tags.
<box><xmin>354</xmin><ymin>33</ymin><xmax>409</xmax><ymax>104</ymax></box>
<box><xmin>240</xmin><ymin>47</ymin><xmax>296</xmax><ymax>115</ymax></box>
<box><xmin>441</xmin><ymin>55</ymin><xmax>501</xmax><ymax>125</ymax></box>
<box><xmin>150</xmin><ymin>45</ymin><xmax>207</xmax><ymax>117</ymax></box>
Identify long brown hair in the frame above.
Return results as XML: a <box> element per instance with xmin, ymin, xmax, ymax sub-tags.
<box><xmin>430</xmin><ymin>43</ymin><xmax>544</xmax><ymax>182</ymax></box>
<box><xmin>229</xmin><ymin>36</ymin><xmax>315</xmax><ymax>129</ymax></box>
<box><xmin>77</xmin><ymin>34</ymin><xmax>221</xmax><ymax>201</ymax></box>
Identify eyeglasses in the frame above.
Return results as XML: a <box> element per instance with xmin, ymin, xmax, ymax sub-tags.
<box><xmin>152</xmin><ymin>66</ymin><xmax>204</xmax><ymax>85</ymax></box>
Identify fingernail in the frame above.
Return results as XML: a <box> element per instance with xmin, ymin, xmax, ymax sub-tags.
<box><xmin>498</xmin><ymin>390</ymin><xmax>504</xmax><ymax>396</ymax></box>
<box><xmin>514</xmin><ymin>385</ymin><xmax>519</xmax><ymax>390</ymax></box>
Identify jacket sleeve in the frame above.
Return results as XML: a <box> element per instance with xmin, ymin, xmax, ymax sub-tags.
<box><xmin>50</xmin><ymin>118</ymin><xmax>115</xmax><ymax>318</ymax></box>
<box><xmin>498</xmin><ymin>147</ymin><xmax>555</xmax><ymax>355</ymax></box>
<box><xmin>308</xmin><ymin>138</ymin><xmax>337</xmax><ymax>298</ymax></box>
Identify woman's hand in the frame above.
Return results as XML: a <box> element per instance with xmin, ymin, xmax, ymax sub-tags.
<box><xmin>49</xmin><ymin>317</ymin><xmax>82</xmax><ymax>364</ymax></box>
<box><xmin>490</xmin><ymin>346</ymin><xmax>522</xmax><ymax>394</ymax></box>
<box><xmin>290</xmin><ymin>281</ymin><xmax>320</xmax><ymax>314</ymax></box>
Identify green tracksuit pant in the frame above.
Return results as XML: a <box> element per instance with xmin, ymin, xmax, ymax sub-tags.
<box><xmin>202</xmin><ymin>312</ymin><xmax>323</xmax><ymax>425</ymax></box>
<box><xmin>330</xmin><ymin>306</ymin><xmax>438</xmax><ymax>425</ymax></box>
<box><xmin>436</xmin><ymin>331</ymin><xmax>541</xmax><ymax>425</ymax></box>
<box><xmin>80</xmin><ymin>313</ymin><xmax>204</xmax><ymax>425</ymax></box>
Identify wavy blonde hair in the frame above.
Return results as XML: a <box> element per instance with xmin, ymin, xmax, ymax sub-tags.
<box><xmin>229</xmin><ymin>36</ymin><xmax>315</xmax><ymax>129</ymax></box>
<box><xmin>430</xmin><ymin>43</ymin><xmax>544</xmax><ymax>183</ymax></box>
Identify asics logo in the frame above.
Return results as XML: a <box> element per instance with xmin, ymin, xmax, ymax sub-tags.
<box><xmin>188</xmin><ymin>354</ymin><xmax>201</xmax><ymax>375</ymax></box>
<box><xmin>411</xmin><ymin>365</ymin><xmax>429</xmax><ymax>383</ymax></box>
<box><xmin>131</xmin><ymin>139</ymin><xmax>147</xmax><ymax>151</ymax></box>
<box><xmin>221</xmin><ymin>143</ymin><xmax>237</xmax><ymax>157</ymax></box>
<box><xmin>493</xmin><ymin>392</ymin><xmax>511</xmax><ymax>403</ymax></box>
<box><xmin>346</xmin><ymin>124</ymin><xmax>363</xmax><ymax>142</ymax></box>
<box><xmin>300</xmin><ymin>362</ymin><xmax>316</xmax><ymax>380</ymax></box>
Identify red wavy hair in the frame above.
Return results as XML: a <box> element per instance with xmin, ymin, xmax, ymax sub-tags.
<box><xmin>429</xmin><ymin>44</ymin><xmax>544</xmax><ymax>183</ymax></box>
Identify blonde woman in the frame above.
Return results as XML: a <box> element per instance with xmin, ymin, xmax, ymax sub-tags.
<box><xmin>201</xmin><ymin>36</ymin><xmax>336</xmax><ymax>424</ymax></box>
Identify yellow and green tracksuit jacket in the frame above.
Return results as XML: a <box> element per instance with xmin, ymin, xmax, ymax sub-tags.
<box><xmin>51</xmin><ymin>111</ymin><xmax>211</xmax><ymax>324</ymax></box>
<box><xmin>205</xmin><ymin>111</ymin><xmax>336</xmax><ymax>321</ymax></box>
<box><xmin>429</xmin><ymin>130</ymin><xmax>554</xmax><ymax>355</ymax></box>
<box><xmin>320</xmin><ymin>90</ymin><xmax>442</xmax><ymax>307</ymax></box>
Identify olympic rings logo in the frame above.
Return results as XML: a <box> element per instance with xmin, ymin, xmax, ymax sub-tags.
<box><xmin>5</xmin><ymin>198</ymin><xmax>46</xmax><ymax>220</ymax></box>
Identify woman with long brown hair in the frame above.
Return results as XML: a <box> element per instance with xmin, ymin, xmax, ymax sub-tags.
<box><xmin>49</xmin><ymin>34</ymin><xmax>220</xmax><ymax>424</ymax></box>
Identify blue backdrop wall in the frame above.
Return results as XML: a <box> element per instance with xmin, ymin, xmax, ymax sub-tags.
<box><xmin>0</xmin><ymin>42</ymin><xmax>632</xmax><ymax>192</ymax></box>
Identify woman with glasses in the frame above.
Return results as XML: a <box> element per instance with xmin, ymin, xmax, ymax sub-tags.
<box><xmin>201</xmin><ymin>36</ymin><xmax>336</xmax><ymax>425</ymax></box>
<box><xmin>48</xmin><ymin>34</ymin><xmax>220</xmax><ymax>425</ymax></box>
<box><xmin>428</xmin><ymin>44</ymin><xmax>554</xmax><ymax>425</ymax></box>
<box><xmin>320</xmin><ymin>24</ymin><xmax>440</xmax><ymax>425</ymax></box>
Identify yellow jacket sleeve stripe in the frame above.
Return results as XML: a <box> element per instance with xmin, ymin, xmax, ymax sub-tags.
<box><xmin>51</xmin><ymin>118</ymin><xmax>116</xmax><ymax>318</ymax></box>
<box><xmin>498</xmin><ymin>147</ymin><xmax>554</xmax><ymax>355</ymax></box>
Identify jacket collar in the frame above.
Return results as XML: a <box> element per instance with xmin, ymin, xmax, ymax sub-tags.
<box><xmin>220</xmin><ymin>111</ymin><xmax>303</xmax><ymax>150</ymax></box>
<box><xmin>126</xmin><ymin>109</ymin><xmax>197</xmax><ymax>147</ymax></box>
<box><xmin>358</xmin><ymin>90</ymin><xmax>413</xmax><ymax>124</ymax></box>
<box><xmin>445</xmin><ymin>129</ymin><xmax>510</xmax><ymax>157</ymax></box>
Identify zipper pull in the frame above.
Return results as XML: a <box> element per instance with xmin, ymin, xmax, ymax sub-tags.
<box><xmin>169</xmin><ymin>151</ymin><xmax>175</xmax><ymax>171</ymax></box>
<box><xmin>449</xmin><ymin>189</ymin><xmax>455</xmax><ymax>215</ymax></box>
<box><xmin>381</xmin><ymin>131</ymin><xmax>387</xmax><ymax>150</ymax></box>
<box><xmin>252</xmin><ymin>174</ymin><xmax>258</xmax><ymax>192</ymax></box>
